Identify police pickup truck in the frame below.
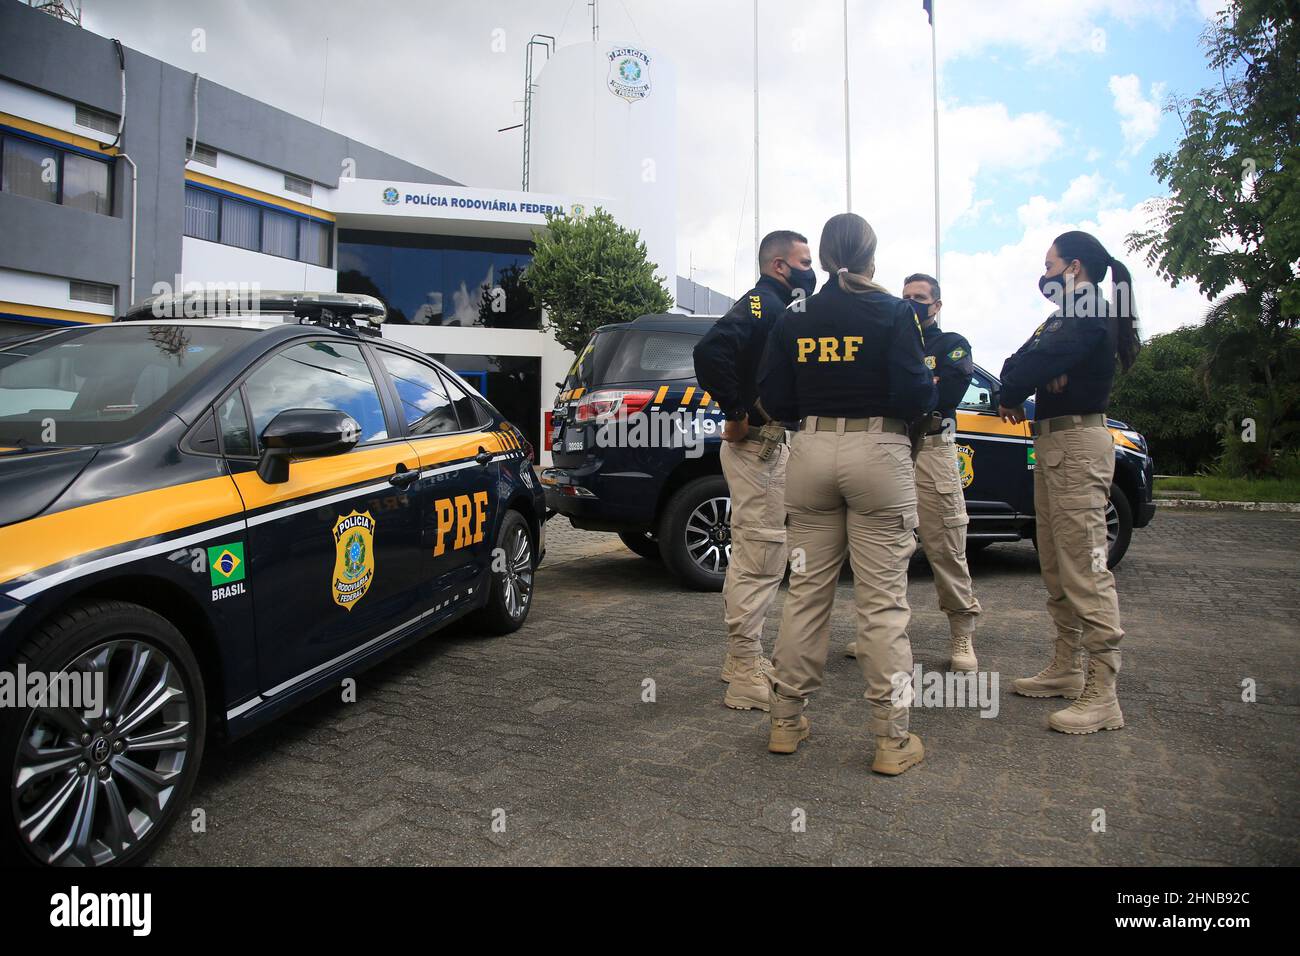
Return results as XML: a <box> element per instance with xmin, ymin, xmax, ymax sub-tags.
<box><xmin>0</xmin><ymin>291</ymin><xmax>543</xmax><ymax>866</ymax></box>
<box><xmin>542</xmin><ymin>313</ymin><xmax>1155</xmax><ymax>590</ymax></box>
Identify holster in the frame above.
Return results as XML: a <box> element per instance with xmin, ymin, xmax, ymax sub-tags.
<box><xmin>908</xmin><ymin>412</ymin><xmax>943</xmax><ymax>462</ymax></box>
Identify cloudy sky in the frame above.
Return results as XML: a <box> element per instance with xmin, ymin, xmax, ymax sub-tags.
<box><xmin>80</xmin><ymin>0</ymin><xmax>1226</xmax><ymax>366</ymax></box>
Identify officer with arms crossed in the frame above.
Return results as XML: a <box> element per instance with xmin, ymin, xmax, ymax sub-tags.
<box><xmin>694</xmin><ymin>229</ymin><xmax>815</xmax><ymax>711</ymax></box>
<box><xmin>846</xmin><ymin>273</ymin><xmax>982</xmax><ymax>671</ymax></box>
<box><xmin>998</xmin><ymin>230</ymin><xmax>1141</xmax><ymax>734</ymax></box>
<box><xmin>759</xmin><ymin>213</ymin><xmax>936</xmax><ymax>775</ymax></box>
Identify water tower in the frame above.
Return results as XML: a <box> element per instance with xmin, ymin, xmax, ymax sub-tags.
<box><xmin>527</xmin><ymin>40</ymin><xmax>678</xmax><ymax>289</ymax></box>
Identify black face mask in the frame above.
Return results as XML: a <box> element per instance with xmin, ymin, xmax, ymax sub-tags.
<box><xmin>785</xmin><ymin>266</ymin><xmax>817</xmax><ymax>297</ymax></box>
<box><xmin>907</xmin><ymin>299</ymin><xmax>934</xmax><ymax>325</ymax></box>
<box><xmin>1038</xmin><ymin>273</ymin><xmax>1068</xmax><ymax>300</ymax></box>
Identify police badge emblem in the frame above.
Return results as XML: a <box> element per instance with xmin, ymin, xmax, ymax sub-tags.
<box><xmin>332</xmin><ymin>510</ymin><xmax>376</xmax><ymax>610</ymax></box>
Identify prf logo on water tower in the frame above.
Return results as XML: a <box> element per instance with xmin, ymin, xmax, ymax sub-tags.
<box><xmin>607</xmin><ymin>47</ymin><xmax>651</xmax><ymax>102</ymax></box>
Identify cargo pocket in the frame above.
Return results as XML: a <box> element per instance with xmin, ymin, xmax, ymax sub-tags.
<box><xmin>899</xmin><ymin>511</ymin><xmax>919</xmax><ymax>560</ymax></box>
<box><xmin>1057</xmin><ymin>491</ymin><xmax>1107</xmax><ymax>557</ymax></box>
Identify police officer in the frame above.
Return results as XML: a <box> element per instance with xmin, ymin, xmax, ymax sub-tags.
<box><xmin>849</xmin><ymin>273</ymin><xmax>983</xmax><ymax>670</ymax></box>
<box><xmin>693</xmin><ymin>229</ymin><xmax>815</xmax><ymax>711</ymax></box>
<box><xmin>998</xmin><ymin>230</ymin><xmax>1141</xmax><ymax>734</ymax></box>
<box><xmin>758</xmin><ymin>213</ymin><xmax>936</xmax><ymax>775</ymax></box>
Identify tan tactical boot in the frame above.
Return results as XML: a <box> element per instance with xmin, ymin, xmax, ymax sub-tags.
<box><xmin>1013</xmin><ymin>636</ymin><xmax>1084</xmax><ymax>698</ymax></box>
<box><xmin>844</xmin><ymin>639</ymin><xmax>858</xmax><ymax>659</ymax></box>
<box><xmin>720</xmin><ymin>653</ymin><xmax>771</xmax><ymax>683</ymax></box>
<box><xmin>871</xmin><ymin>733</ymin><xmax>925</xmax><ymax>775</ymax></box>
<box><xmin>768</xmin><ymin>715</ymin><xmax>811</xmax><ymax>754</ymax></box>
<box><xmin>950</xmin><ymin>633</ymin><xmax>978</xmax><ymax>672</ymax></box>
<box><xmin>1048</xmin><ymin>657</ymin><xmax>1124</xmax><ymax>734</ymax></box>
<box><xmin>723</xmin><ymin>656</ymin><xmax>771</xmax><ymax>711</ymax></box>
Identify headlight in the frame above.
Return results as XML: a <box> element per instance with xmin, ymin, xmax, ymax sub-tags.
<box><xmin>1119</xmin><ymin>429</ymin><xmax>1147</xmax><ymax>453</ymax></box>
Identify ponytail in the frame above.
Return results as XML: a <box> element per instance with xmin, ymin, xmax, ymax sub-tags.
<box><xmin>1052</xmin><ymin>230</ymin><xmax>1142</xmax><ymax>371</ymax></box>
<box><xmin>820</xmin><ymin>213</ymin><xmax>890</xmax><ymax>295</ymax></box>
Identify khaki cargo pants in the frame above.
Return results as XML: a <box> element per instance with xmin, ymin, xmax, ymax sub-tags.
<box><xmin>769</xmin><ymin>418</ymin><xmax>917</xmax><ymax>738</ymax></box>
<box><xmin>1034</xmin><ymin>422</ymin><xmax>1124</xmax><ymax>675</ymax></box>
<box><xmin>915</xmin><ymin>435</ymin><xmax>981</xmax><ymax>637</ymax></box>
<box><xmin>719</xmin><ymin>436</ymin><xmax>789</xmax><ymax>658</ymax></box>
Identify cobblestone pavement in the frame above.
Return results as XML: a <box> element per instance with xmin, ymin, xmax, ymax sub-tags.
<box><xmin>153</xmin><ymin>510</ymin><xmax>1300</xmax><ymax>866</ymax></box>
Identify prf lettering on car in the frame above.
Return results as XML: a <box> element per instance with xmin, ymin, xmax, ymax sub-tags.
<box><xmin>796</xmin><ymin>336</ymin><xmax>864</xmax><ymax>363</ymax></box>
<box><xmin>433</xmin><ymin>491</ymin><xmax>490</xmax><ymax>555</ymax></box>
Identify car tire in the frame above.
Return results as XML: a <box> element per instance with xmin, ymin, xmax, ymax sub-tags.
<box><xmin>1</xmin><ymin>600</ymin><xmax>206</xmax><ymax>867</ymax></box>
<box><xmin>467</xmin><ymin>509</ymin><xmax>536</xmax><ymax>635</ymax></box>
<box><xmin>658</xmin><ymin>476</ymin><xmax>731</xmax><ymax>592</ymax></box>
<box><xmin>1106</xmin><ymin>483</ymin><xmax>1134</xmax><ymax>569</ymax></box>
<box><xmin>618</xmin><ymin>531</ymin><xmax>662</xmax><ymax>561</ymax></box>
<box><xmin>1029</xmin><ymin>484</ymin><xmax>1134</xmax><ymax>570</ymax></box>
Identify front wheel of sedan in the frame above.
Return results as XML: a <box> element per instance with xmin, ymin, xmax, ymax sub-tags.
<box><xmin>2</xmin><ymin>600</ymin><xmax>206</xmax><ymax>867</ymax></box>
<box><xmin>468</xmin><ymin>509</ymin><xmax>536</xmax><ymax>635</ymax></box>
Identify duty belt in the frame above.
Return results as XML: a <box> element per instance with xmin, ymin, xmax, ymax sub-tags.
<box><xmin>1031</xmin><ymin>413</ymin><xmax>1107</xmax><ymax>436</ymax></box>
<box><xmin>800</xmin><ymin>415</ymin><xmax>909</xmax><ymax>435</ymax></box>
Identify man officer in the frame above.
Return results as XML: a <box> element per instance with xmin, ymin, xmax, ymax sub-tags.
<box><xmin>694</xmin><ymin>230</ymin><xmax>816</xmax><ymax>711</ymax></box>
<box><xmin>848</xmin><ymin>273</ymin><xmax>982</xmax><ymax>670</ymax></box>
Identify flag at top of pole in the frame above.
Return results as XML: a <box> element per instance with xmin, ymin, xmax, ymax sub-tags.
<box><xmin>923</xmin><ymin>0</ymin><xmax>933</xmax><ymax>24</ymax></box>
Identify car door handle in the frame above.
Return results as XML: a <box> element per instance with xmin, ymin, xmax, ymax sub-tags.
<box><xmin>475</xmin><ymin>447</ymin><xmax>493</xmax><ymax>466</ymax></box>
<box><xmin>389</xmin><ymin>465</ymin><xmax>420</xmax><ymax>488</ymax></box>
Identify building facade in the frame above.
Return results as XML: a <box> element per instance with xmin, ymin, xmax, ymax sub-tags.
<box><xmin>0</xmin><ymin>1</ymin><xmax>731</xmax><ymax>462</ymax></box>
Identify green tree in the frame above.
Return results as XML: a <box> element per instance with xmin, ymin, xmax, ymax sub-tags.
<box><xmin>523</xmin><ymin>208</ymin><xmax>673</xmax><ymax>354</ymax></box>
<box><xmin>1127</xmin><ymin>0</ymin><xmax>1299</xmax><ymax>475</ymax></box>
<box><xmin>1109</xmin><ymin>325</ymin><xmax>1245</xmax><ymax>473</ymax></box>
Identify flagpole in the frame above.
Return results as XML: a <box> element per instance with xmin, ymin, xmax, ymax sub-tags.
<box><xmin>930</xmin><ymin>0</ymin><xmax>941</xmax><ymax>282</ymax></box>
<box><xmin>753</xmin><ymin>0</ymin><xmax>760</xmax><ymax>269</ymax></box>
<box><xmin>843</xmin><ymin>0</ymin><xmax>852</xmax><ymax>212</ymax></box>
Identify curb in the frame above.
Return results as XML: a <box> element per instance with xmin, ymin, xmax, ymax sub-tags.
<box><xmin>1155</xmin><ymin>498</ymin><xmax>1300</xmax><ymax>513</ymax></box>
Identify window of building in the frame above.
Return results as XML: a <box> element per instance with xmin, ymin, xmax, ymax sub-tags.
<box><xmin>283</xmin><ymin>174</ymin><xmax>312</xmax><ymax>198</ymax></box>
<box><xmin>2</xmin><ymin>135</ymin><xmax>59</xmax><ymax>204</ymax></box>
<box><xmin>184</xmin><ymin>185</ymin><xmax>219</xmax><ymax>241</ymax></box>
<box><xmin>182</xmin><ymin>184</ymin><xmax>332</xmax><ymax>267</ymax></box>
<box><xmin>0</xmin><ymin>131</ymin><xmax>113</xmax><ymax>215</ymax></box>
<box><xmin>261</xmin><ymin>207</ymin><xmax>298</xmax><ymax>259</ymax></box>
<box><xmin>185</xmin><ymin>140</ymin><xmax>218</xmax><ymax>167</ymax></box>
<box><xmin>69</xmin><ymin>280</ymin><xmax>115</xmax><ymax>307</ymax></box>
<box><xmin>62</xmin><ymin>153</ymin><xmax>111</xmax><ymax>215</ymax></box>
<box><xmin>74</xmin><ymin>105</ymin><xmax>120</xmax><ymax>136</ymax></box>
<box><xmin>337</xmin><ymin>231</ymin><xmax>540</xmax><ymax>330</ymax></box>
<box><xmin>219</xmin><ymin>196</ymin><xmax>260</xmax><ymax>251</ymax></box>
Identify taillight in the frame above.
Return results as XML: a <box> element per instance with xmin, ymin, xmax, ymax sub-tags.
<box><xmin>574</xmin><ymin>388</ymin><xmax>655</xmax><ymax>423</ymax></box>
<box><xmin>545</xmin><ymin>410</ymin><xmax>555</xmax><ymax>447</ymax></box>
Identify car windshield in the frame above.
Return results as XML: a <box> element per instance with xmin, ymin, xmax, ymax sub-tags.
<box><xmin>0</xmin><ymin>323</ymin><xmax>249</xmax><ymax>445</ymax></box>
<box><xmin>562</xmin><ymin>328</ymin><xmax>697</xmax><ymax>392</ymax></box>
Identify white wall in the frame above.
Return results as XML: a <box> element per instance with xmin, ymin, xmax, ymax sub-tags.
<box><xmin>179</xmin><ymin>237</ymin><xmax>336</xmax><ymax>293</ymax></box>
<box><xmin>0</xmin><ymin>77</ymin><xmax>117</xmax><ymax>146</ymax></box>
<box><xmin>529</xmin><ymin>41</ymin><xmax>678</xmax><ymax>290</ymax></box>
<box><xmin>0</xmin><ymin>266</ymin><xmax>115</xmax><ymax>317</ymax></box>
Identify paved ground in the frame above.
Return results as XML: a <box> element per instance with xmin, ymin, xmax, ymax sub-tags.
<box><xmin>153</xmin><ymin>510</ymin><xmax>1300</xmax><ymax>866</ymax></box>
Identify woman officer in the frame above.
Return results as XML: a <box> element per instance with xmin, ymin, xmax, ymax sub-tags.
<box><xmin>758</xmin><ymin>213</ymin><xmax>936</xmax><ymax>775</ymax></box>
<box><xmin>998</xmin><ymin>230</ymin><xmax>1141</xmax><ymax>734</ymax></box>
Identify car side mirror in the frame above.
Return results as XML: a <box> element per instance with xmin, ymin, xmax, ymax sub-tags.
<box><xmin>256</xmin><ymin>408</ymin><xmax>359</xmax><ymax>484</ymax></box>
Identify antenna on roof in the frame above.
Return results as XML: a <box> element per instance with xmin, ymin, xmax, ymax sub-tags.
<box><xmin>24</xmin><ymin>0</ymin><xmax>81</xmax><ymax>26</ymax></box>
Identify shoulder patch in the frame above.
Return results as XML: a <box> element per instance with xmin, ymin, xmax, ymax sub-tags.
<box><xmin>947</xmin><ymin>346</ymin><xmax>966</xmax><ymax>361</ymax></box>
<box><xmin>1045</xmin><ymin>318</ymin><xmax>1064</xmax><ymax>333</ymax></box>
<box><xmin>749</xmin><ymin>294</ymin><xmax>763</xmax><ymax>319</ymax></box>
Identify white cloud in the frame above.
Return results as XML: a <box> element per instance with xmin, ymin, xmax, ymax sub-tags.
<box><xmin>943</xmin><ymin>185</ymin><xmax>1212</xmax><ymax>375</ymax></box>
<box><xmin>1109</xmin><ymin>74</ymin><xmax>1167</xmax><ymax>155</ymax></box>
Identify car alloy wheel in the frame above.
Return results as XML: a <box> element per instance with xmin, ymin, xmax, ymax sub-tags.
<box><xmin>501</xmin><ymin>522</ymin><xmax>533</xmax><ymax>620</ymax></box>
<box><xmin>684</xmin><ymin>495</ymin><xmax>732</xmax><ymax>576</ymax></box>
<box><xmin>12</xmin><ymin>639</ymin><xmax>193</xmax><ymax>866</ymax></box>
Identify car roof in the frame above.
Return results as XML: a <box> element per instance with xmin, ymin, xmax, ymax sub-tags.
<box><xmin>595</xmin><ymin>313</ymin><xmax>721</xmax><ymax>336</ymax></box>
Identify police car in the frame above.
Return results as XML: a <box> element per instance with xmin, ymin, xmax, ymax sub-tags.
<box><xmin>542</xmin><ymin>313</ymin><xmax>1155</xmax><ymax>591</ymax></box>
<box><xmin>0</xmin><ymin>291</ymin><xmax>544</xmax><ymax>866</ymax></box>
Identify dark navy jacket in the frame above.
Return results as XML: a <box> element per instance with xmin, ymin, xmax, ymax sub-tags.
<box><xmin>693</xmin><ymin>274</ymin><xmax>795</xmax><ymax>426</ymax></box>
<box><xmin>1000</xmin><ymin>288</ymin><xmax>1117</xmax><ymax>419</ymax></box>
<box><xmin>921</xmin><ymin>321</ymin><xmax>974</xmax><ymax>426</ymax></box>
<box><xmin>758</xmin><ymin>282</ymin><xmax>936</xmax><ymax>423</ymax></box>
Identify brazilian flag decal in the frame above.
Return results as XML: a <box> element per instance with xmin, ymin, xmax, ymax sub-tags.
<box><xmin>1027</xmin><ymin>446</ymin><xmax>1037</xmax><ymax>468</ymax></box>
<box><xmin>208</xmin><ymin>542</ymin><xmax>245</xmax><ymax>586</ymax></box>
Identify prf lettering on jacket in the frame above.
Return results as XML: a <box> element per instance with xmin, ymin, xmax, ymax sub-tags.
<box><xmin>796</xmin><ymin>336</ymin><xmax>864</xmax><ymax>363</ymax></box>
<box><xmin>433</xmin><ymin>491</ymin><xmax>490</xmax><ymax>555</ymax></box>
